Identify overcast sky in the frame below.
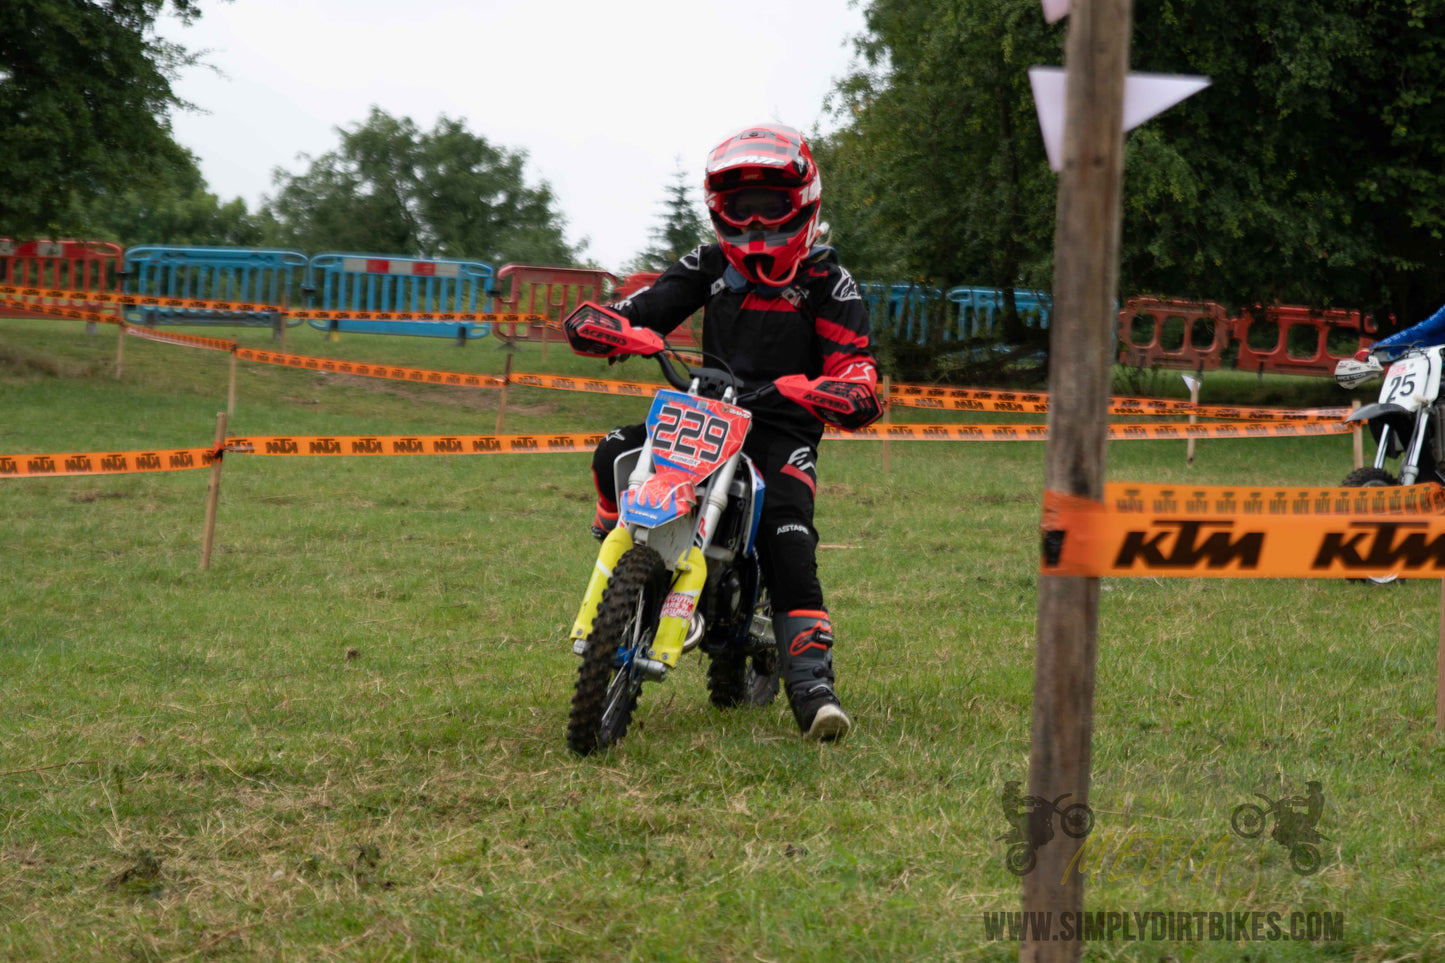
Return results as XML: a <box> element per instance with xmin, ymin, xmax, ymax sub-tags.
<box><xmin>158</xmin><ymin>0</ymin><xmax>871</xmax><ymax>273</ymax></box>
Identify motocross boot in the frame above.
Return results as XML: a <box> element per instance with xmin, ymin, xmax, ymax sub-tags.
<box><xmin>590</xmin><ymin>499</ymin><xmax>619</xmax><ymax>542</ymax></box>
<box><xmin>775</xmin><ymin>610</ymin><xmax>851</xmax><ymax>741</ymax></box>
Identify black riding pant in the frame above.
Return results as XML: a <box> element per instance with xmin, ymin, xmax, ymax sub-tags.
<box><xmin>591</xmin><ymin>423</ymin><xmax>825</xmax><ymax>614</ymax></box>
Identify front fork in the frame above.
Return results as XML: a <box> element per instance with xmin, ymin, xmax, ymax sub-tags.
<box><xmin>569</xmin><ymin>528</ymin><xmax>708</xmax><ymax>672</ymax></box>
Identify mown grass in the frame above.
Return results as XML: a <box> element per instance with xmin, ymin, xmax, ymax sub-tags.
<box><xmin>1</xmin><ymin>316</ymin><xmax>1441</xmax><ymax>962</ymax></box>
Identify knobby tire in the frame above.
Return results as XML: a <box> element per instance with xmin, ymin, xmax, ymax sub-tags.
<box><xmin>566</xmin><ymin>546</ymin><xmax>668</xmax><ymax>756</ymax></box>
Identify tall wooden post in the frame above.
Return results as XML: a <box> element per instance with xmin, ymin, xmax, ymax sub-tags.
<box><xmin>495</xmin><ymin>351</ymin><xmax>514</xmax><ymax>434</ymax></box>
<box><xmin>115</xmin><ymin>323</ymin><xmax>125</xmax><ymax>379</ymax></box>
<box><xmin>200</xmin><ymin>412</ymin><xmax>228</xmax><ymax>571</ymax></box>
<box><xmin>1185</xmin><ymin>374</ymin><xmax>1201</xmax><ymax>466</ymax></box>
<box><xmin>881</xmin><ymin>374</ymin><xmax>893</xmax><ymax>474</ymax></box>
<box><xmin>227</xmin><ymin>351</ymin><xmax>238</xmax><ymax>417</ymax></box>
<box><xmin>1351</xmin><ymin>399</ymin><xmax>1364</xmax><ymax>469</ymax></box>
<box><xmin>1024</xmin><ymin>1</ymin><xmax>1132</xmax><ymax>960</ymax></box>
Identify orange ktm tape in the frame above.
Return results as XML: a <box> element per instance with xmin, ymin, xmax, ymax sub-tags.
<box><xmin>1042</xmin><ymin>484</ymin><xmax>1445</xmax><ymax>578</ymax></box>
<box><xmin>224</xmin><ymin>432</ymin><xmax>604</xmax><ymax>456</ymax></box>
<box><xmin>1105</xmin><ymin>481</ymin><xmax>1445</xmax><ymax>517</ymax></box>
<box><xmin>123</xmin><ymin>325</ymin><xmax>237</xmax><ymax>352</ymax></box>
<box><xmin>508</xmin><ymin>370</ymin><xmax>656</xmax><ymax>397</ymax></box>
<box><xmin>235</xmin><ymin>348</ymin><xmax>507</xmax><ymax>388</ymax></box>
<box><xmin>823</xmin><ymin>421</ymin><xmax>1352</xmax><ymax>441</ymax></box>
<box><xmin>287</xmin><ymin>309</ymin><xmax>547</xmax><ymax>325</ymax></box>
<box><xmin>2</xmin><ymin>298</ymin><xmax>119</xmax><ymax>325</ymax></box>
<box><xmin>0</xmin><ymin>447</ymin><xmax>215</xmax><ymax>478</ymax></box>
<box><xmin>0</xmin><ymin>285</ymin><xmax>546</xmax><ymax>325</ymax></box>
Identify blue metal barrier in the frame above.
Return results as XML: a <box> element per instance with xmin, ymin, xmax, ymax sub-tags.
<box><xmin>305</xmin><ymin>254</ymin><xmax>495</xmax><ymax>341</ymax></box>
<box><xmin>123</xmin><ymin>246</ymin><xmax>307</xmax><ymax>326</ymax></box>
<box><xmin>946</xmin><ymin>286</ymin><xmax>1053</xmax><ymax>338</ymax></box>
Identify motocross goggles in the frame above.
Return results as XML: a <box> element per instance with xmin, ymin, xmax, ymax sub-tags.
<box><xmin>718</xmin><ymin>188</ymin><xmax>795</xmax><ymax>226</ymax></box>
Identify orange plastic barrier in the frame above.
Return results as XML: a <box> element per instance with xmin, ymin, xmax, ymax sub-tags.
<box><xmin>1231</xmin><ymin>305</ymin><xmax>1378</xmax><ymax>377</ymax></box>
<box><xmin>491</xmin><ymin>264</ymin><xmax>618</xmax><ymax>343</ymax></box>
<box><xmin>1116</xmin><ymin>298</ymin><xmax>1230</xmax><ymax>370</ymax></box>
<box><xmin>0</xmin><ymin>238</ymin><xmax>122</xmax><ymax>320</ymax></box>
<box><xmin>614</xmin><ymin>271</ymin><xmax>661</xmax><ymax>300</ymax></box>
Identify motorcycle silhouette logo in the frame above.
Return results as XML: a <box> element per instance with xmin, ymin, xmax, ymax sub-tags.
<box><xmin>1230</xmin><ymin>781</ymin><xmax>1327</xmax><ymax>875</ymax></box>
<box><xmin>998</xmin><ymin>780</ymin><xmax>1095</xmax><ymax>877</ymax></box>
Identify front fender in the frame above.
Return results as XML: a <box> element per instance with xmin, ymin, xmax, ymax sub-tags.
<box><xmin>1347</xmin><ymin>402</ymin><xmax>1416</xmax><ymax>455</ymax></box>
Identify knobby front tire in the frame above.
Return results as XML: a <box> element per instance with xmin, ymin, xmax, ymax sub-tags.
<box><xmin>566</xmin><ymin>545</ymin><xmax>668</xmax><ymax>757</ymax></box>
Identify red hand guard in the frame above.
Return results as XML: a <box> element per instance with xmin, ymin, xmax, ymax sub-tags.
<box><xmin>776</xmin><ymin>362</ymin><xmax>882</xmax><ymax>431</ymax></box>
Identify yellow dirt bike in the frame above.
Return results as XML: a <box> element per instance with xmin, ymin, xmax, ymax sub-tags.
<box><xmin>563</xmin><ymin>303</ymin><xmax>780</xmax><ymax>756</ymax></box>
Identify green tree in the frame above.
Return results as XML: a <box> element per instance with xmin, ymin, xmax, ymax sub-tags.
<box><xmin>1123</xmin><ymin>0</ymin><xmax>1445</xmax><ymax>330</ymax></box>
<box><xmin>627</xmin><ymin>162</ymin><xmax>712</xmax><ymax>273</ymax></box>
<box><xmin>265</xmin><ymin>107</ymin><xmax>581</xmax><ymax>266</ymax></box>
<box><xmin>0</xmin><ymin>0</ymin><xmax>205</xmax><ymax>236</ymax></box>
<box><xmin>67</xmin><ymin>149</ymin><xmax>267</xmax><ymax>247</ymax></box>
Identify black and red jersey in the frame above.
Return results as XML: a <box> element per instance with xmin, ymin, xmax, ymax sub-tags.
<box><xmin>608</xmin><ymin>243</ymin><xmax>878</xmax><ymax>445</ymax></box>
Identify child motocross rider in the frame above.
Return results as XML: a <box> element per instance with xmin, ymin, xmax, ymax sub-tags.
<box><xmin>563</xmin><ymin>123</ymin><xmax>882</xmax><ymax>741</ymax></box>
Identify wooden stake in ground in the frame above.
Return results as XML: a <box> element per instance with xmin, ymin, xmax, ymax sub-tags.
<box><xmin>495</xmin><ymin>350</ymin><xmax>514</xmax><ymax>434</ymax></box>
<box><xmin>881</xmin><ymin>374</ymin><xmax>892</xmax><ymax>474</ymax></box>
<box><xmin>1185</xmin><ymin>373</ymin><xmax>1201</xmax><ymax>466</ymax></box>
<box><xmin>227</xmin><ymin>351</ymin><xmax>238</xmax><ymax>417</ymax></box>
<box><xmin>200</xmin><ymin>412</ymin><xmax>228</xmax><ymax>571</ymax></box>
<box><xmin>1025</xmin><ymin>1</ymin><xmax>1132</xmax><ymax>960</ymax></box>
<box><xmin>1438</xmin><ymin>582</ymin><xmax>1444</xmax><ymax>729</ymax></box>
<box><xmin>114</xmin><ymin>323</ymin><xmax>125</xmax><ymax>379</ymax></box>
<box><xmin>1352</xmin><ymin>399</ymin><xmax>1364</xmax><ymax>469</ymax></box>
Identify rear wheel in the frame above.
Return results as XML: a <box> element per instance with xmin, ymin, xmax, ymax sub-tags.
<box><xmin>705</xmin><ymin>596</ymin><xmax>779</xmax><ymax>709</ymax></box>
<box><xmin>1341</xmin><ymin>467</ymin><xmax>1400</xmax><ymax>584</ymax></box>
<box><xmin>566</xmin><ymin>546</ymin><xmax>668</xmax><ymax>756</ymax></box>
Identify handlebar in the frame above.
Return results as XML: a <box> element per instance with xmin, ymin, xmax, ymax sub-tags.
<box><xmin>653</xmin><ymin>350</ymin><xmax>776</xmax><ymax>406</ymax></box>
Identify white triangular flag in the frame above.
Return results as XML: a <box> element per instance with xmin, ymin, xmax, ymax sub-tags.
<box><xmin>1028</xmin><ymin>67</ymin><xmax>1211</xmax><ymax>171</ymax></box>
<box><xmin>1182</xmin><ymin>374</ymin><xmax>1200</xmax><ymax>393</ymax></box>
<box><xmin>1041</xmin><ymin>0</ymin><xmax>1069</xmax><ymax>22</ymax></box>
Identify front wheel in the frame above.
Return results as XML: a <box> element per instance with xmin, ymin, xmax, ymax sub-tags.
<box><xmin>1231</xmin><ymin>803</ymin><xmax>1268</xmax><ymax>839</ymax></box>
<box><xmin>566</xmin><ymin>546</ymin><xmax>669</xmax><ymax>756</ymax></box>
<box><xmin>1341</xmin><ymin>467</ymin><xmax>1401</xmax><ymax>585</ymax></box>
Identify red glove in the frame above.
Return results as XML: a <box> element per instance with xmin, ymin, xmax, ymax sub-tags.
<box><xmin>775</xmin><ymin>369</ymin><xmax>883</xmax><ymax>431</ymax></box>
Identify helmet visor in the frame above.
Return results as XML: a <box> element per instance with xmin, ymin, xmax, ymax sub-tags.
<box><xmin>719</xmin><ymin>188</ymin><xmax>795</xmax><ymax>227</ymax></box>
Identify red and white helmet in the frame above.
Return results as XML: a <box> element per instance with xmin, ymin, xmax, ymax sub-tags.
<box><xmin>704</xmin><ymin>123</ymin><xmax>822</xmax><ymax>287</ymax></box>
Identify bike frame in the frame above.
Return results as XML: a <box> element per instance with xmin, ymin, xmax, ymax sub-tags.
<box><xmin>568</xmin><ymin>368</ymin><xmax>767</xmax><ymax>673</ymax></box>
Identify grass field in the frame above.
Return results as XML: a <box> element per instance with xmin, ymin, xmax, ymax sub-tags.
<box><xmin>1</xmin><ymin>315</ymin><xmax>1442</xmax><ymax>961</ymax></box>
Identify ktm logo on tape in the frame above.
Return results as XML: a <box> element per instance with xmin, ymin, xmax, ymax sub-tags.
<box><xmin>1116</xmin><ymin>520</ymin><xmax>1264</xmax><ymax>569</ymax></box>
<box><xmin>1314</xmin><ymin>521</ymin><xmax>1445</xmax><ymax>570</ymax></box>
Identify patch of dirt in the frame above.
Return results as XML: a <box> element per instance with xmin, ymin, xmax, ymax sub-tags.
<box><xmin>69</xmin><ymin>491</ymin><xmax>130</xmax><ymax>504</ymax></box>
<box><xmin>0</xmin><ymin>343</ymin><xmax>105</xmax><ymax>380</ymax></box>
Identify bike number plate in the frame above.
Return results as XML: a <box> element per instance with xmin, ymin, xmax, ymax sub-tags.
<box><xmin>645</xmin><ymin>390</ymin><xmax>751</xmax><ymax>477</ymax></box>
<box><xmin>1380</xmin><ymin>352</ymin><xmax>1440</xmax><ymax>411</ymax></box>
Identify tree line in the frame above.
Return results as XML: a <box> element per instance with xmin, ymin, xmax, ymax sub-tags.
<box><xmin>5</xmin><ymin>0</ymin><xmax>1445</xmax><ymax>352</ymax></box>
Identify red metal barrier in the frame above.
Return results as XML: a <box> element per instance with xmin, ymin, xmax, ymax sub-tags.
<box><xmin>1231</xmin><ymin>305</ymin><xmax>1378</xmax><ymax>377</ymax></box>
<box><xmin>614</xmin><ymin>271</ymin><xmax>661</xmax><ymax>301</ymax></box>
<box><xmin>1117</xmin><ymin>297</ymin><xmax>1230</xmax><ymax>370</ymax></box>
<box><xmin>0</xmin><ymin>238</ymin><xmax>122</xmax><ymax>320</ymax></box>
<box><xmin>492</xmin><ymin>264</ymin><xmax>619</xmax><ymax>343</ymax></box>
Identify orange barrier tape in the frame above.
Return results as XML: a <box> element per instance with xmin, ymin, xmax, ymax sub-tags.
<box><xmin>1105</xmin><ymin>481</ymin><xmax>1445</xmax><ymax>516</ymax></box>
<box><xmin>1042</xmin><ymin>485</ymin><xmax>1445</xmax><ymax>578</ymax></box>
<box><xmin>3</xmin><ymin>298</ymin><xmax>119</xmax><ymax>325</ymax></box>
<box><xmin>287</xmin><ymin>309</ymin><xmax>547</xmax><ymax>324</ymax></box>
<box><xmin>822</xmin><ymin>421</ymin><xmax>1353</xmax><ymax>441</ymax></box>
<box><xmin>509</xmin><ymin>370</ymin><xmax>656</xmax><ymax>397</ymax></box>
<box><xmin>0</xmin><ymin>448</ymin><xmax>216</xmax><ymax>478</ymax></box>
<box><xmin>124</xmin><ymin>325</ymin><xmax>237</xmax><ymax>352</ymax></box>
<box><xmin>234</xmin><ymin>348</ymin><xmax>508</xmax><ymax>388</ymax></box>
<box><xmin>225</xmin><ymin>433</ymin><xmax>603</xmax><ymax>456</ymax></box>
<box><xmin>0</xmin><ymin>284</ymin><xmax>546</xmax><ymax>325</ymax></box>
<box><xmin>886</xmin><ymin>388</ymin><xmax>1348</xmax><ymax>423</ymax></box>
